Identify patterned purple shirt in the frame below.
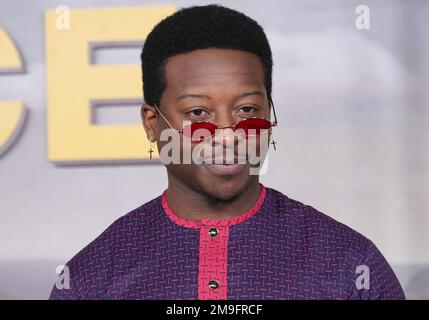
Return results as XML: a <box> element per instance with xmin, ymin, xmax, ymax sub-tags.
<box><xmin>49</xmin><ymin>185</ymin><xmax>405</xmax><ymax>300</ymax></box>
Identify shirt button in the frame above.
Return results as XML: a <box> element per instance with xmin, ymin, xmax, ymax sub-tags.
<box><xmin>208</xmin><ymin>280</ymin><xmax>219</xmax><ymax>290</ymax></box>
<box><xmin>208</xmin><ymin>226</ymin><xmax>218</xmax><ymax>238</ymax></box>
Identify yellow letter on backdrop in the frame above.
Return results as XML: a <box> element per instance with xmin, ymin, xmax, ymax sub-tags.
<box><xmin>0</xmin><ymin>27</ymin><xmax>26</xmax><ymax>157</ymax></box>
<box><xmin>45</xmin><ymin>6</ymin><xmax>175</xmax><ymax>163</ymax></box>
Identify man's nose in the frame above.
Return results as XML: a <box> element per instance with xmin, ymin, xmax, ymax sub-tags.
<box><xmin>213</xmin><ymin>116</ymin><xmax>244</xmax><ymax>147</ymax></box>
<box><xmin>215</xmin><ymin>127</ymin><xmax>236</xmax><ymax>147</ymax></box>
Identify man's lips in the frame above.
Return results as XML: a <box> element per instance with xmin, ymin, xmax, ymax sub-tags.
<box><xmin>200</xmin><ymin>154</ymin><xmax>248</xmax><ymax>176</ymax></box>
<box><xmin>201</xmin><ymin>155</ymin><xmax>248</xmax><ymax>165</ymax></box>
<box><xmin>203</xmin><ymin>163</ymin><xmax>247</xmax><ymax>176</ymax></box>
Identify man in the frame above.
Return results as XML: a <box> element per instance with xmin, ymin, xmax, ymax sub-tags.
<box><xmin>50</xmin><ymin>5</ymin><xmax>405</xmax><ymax>300</ymax></box>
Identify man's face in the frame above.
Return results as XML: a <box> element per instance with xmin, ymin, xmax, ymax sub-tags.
<box><xmin>147</xmin><ymin>48</ymin><xmax>270</xmax><ymax>202</ymax></box>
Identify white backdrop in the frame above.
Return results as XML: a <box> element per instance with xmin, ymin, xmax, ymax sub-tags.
<box><xmin>0</xmin><ymin>0</ymin><xmax>428</xmax><ymax>299</ymax></box>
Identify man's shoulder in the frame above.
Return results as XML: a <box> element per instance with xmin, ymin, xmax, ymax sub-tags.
<box><xmin>266</xmin><ymin>187</ymin><xmax>373</xmax><ymax>254</ymax></box>
<box><xmin>266</xmin><ymin>187</ymin><xmax>405</xmax><ymax>299</ymax></box>
<box><xmin>86</xmin><ymin>195</ymin><xmax>163</xmax><ymax>244</ymax></box>
<box><xmin>59</xmin><ymin>196</ymin><xmax>163</xmax><ymax>288</ymax></box>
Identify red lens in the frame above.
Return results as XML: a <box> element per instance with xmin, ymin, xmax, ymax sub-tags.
<box><xmin>183</xmin><ymin>121</ymin><xmax>218</xmax><ymax>142</ymax></box>
<box><xmin>235</xmin><ymin>118</ymin><xmax>272</xmax><ymax>136</ymax></box>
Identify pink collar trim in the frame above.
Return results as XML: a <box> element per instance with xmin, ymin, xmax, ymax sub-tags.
<box><xmin>161</xmin><ymin>184</ymin><xmax>266</xmax><ymax>229</ymax></box>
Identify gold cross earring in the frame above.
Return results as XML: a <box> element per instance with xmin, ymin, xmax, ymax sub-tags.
<box><xmin>271</xmin><ymin>136</ymin><xmax>277</xmax><ymax>150</ymax></box>
<box><xmin>148</xmin><ymin>137</ymin><xmax>155</xmax><ymax>159</ymax></box>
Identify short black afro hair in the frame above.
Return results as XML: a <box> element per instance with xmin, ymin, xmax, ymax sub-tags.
<box><xmin>141</xmin><ymin>4</ymin><xmax>273</xmax><ymax>107</ymax></box>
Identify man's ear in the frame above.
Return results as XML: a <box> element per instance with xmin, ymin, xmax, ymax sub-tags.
<box><xmin>140</xmin><ymin>103</ymin><xmax>157</xmax><ymax>141</ymax></box>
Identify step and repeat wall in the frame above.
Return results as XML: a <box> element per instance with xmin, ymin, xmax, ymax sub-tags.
<box><xmin>0</xmin><ymin>0</ymin><xmax>428</xmax><ymax>299</ymax></box>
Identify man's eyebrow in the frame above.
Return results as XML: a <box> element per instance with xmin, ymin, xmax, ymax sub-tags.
<box><xmin>176</xmin><ymin>91</ymin><xmax>265</xmax><ymax>102</ymax></box>
<box><xmin>176</xmin><ymin>94</ymin><xmax>210</xmax><ymax>102</ymax></box>
<box><xmin>240</xmin><ymin>91</ymin><xmax>265</xmax><ymax>98</ymax></box>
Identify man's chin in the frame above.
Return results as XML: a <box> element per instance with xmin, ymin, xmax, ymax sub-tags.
<box><xmin>197</xmin><ymin>175</ymin><xmax>253</xmax><ymax>204</ymax></box>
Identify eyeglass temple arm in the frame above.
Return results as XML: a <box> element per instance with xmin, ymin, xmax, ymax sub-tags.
<box><xmin>153</xmin><ymin>104</ymin><xmax>182</xmax><ymax>133</ymax></box>
<box><xmin>269</xmin><ymin>97</ymin><xmax>278</xmax><ymax>126</ymax></box>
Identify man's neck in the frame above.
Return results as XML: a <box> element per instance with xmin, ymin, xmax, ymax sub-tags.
<box><xmin>164</xmin><ymin>178</ymin><xmax>261</xmax><ymax>221</ymax></box>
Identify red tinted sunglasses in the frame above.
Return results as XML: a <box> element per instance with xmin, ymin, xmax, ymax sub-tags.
<box><xmin>153</xmin><ymin>102</ymin><xmax>278</xmax><ymax>143</ymax></box>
